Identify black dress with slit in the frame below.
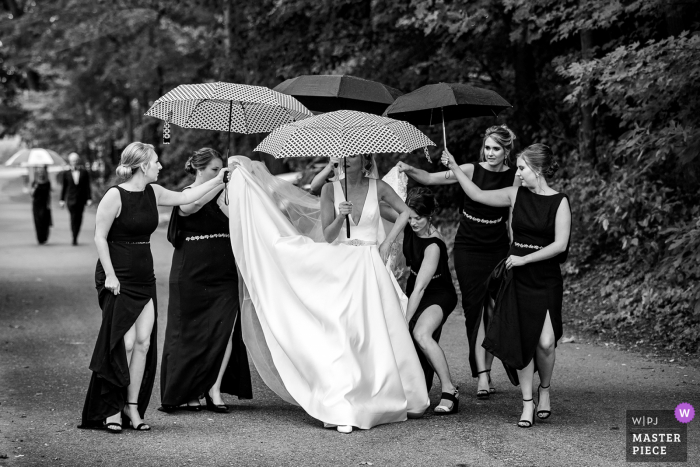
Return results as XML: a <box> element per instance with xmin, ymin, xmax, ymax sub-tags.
<box><xmin>79</xmin><ymin>185</ymin><xmax>159</xmax><ymax>428</ymax></box>
<box><xmin>482</xmin><ymin>187</ymin><xmax>570</xmax><ymax>385</ymax></box>
<box><xmin>160</xmin><ymin>193</ymin><xmax>252</xmax><ymax>407</ymax></box>
<box><xmin>452</xmin><ymin>163</ymin><xmax>516</xmax><ymax>377</ymax></box>
<box><xmin>404</xmin><ymin>224</ymin><xmax>458</xmax><ymax>390</ymax></box>
<box><xmin>31</xmin><ymin>181</ymin><xmax>52</xmax><ymax>244</ymax></box>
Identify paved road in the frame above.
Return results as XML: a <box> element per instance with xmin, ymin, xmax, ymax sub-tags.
<box><xmin>0</xmin><ymin>171</ymin><xmax>698</xmax><ymax>466</ymax></box>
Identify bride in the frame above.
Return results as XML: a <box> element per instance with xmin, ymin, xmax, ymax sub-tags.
<box><xmin>226</xmin><ymin>154</ymin><xmax>429</xmax><ymax>434</ymax></box>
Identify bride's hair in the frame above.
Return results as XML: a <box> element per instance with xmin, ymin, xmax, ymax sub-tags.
<box><xmin>406</xmin><ymin>187</ymin><xmax>439</xmax><ymax>218</ymax></box>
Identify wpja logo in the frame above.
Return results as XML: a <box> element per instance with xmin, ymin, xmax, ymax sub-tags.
<box><xmin>626</xmin><ymin>407</ymin><xmax>690</xmax><ymax>462</ymax></box>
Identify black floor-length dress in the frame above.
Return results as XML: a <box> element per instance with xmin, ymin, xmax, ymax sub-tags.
<box><xmin>31</xmin><ymin>181</ymin><xmax>52</xmax><ymax>244</ymax></box>
<box><xmin>160</xmin><ymin>194</ymin><xmax>252</xmax><ymax>407</ymax></box>
<box><xmin>79</xmin><ymin>185</ymin><xmax>159</xmax><ymax>428</ymax></box>
<box><xmin>404</xmin><ymin>224</ymin><xmax>458</xmax><ymax>390</ymax></box>
<box><xmin>452</xmin><ymin>163</ymin><xmax>516</xmax><ymax>377</ymax></box>
<box><xmin>482</xmin><ymin>187</ymin><xmax>570</xmax><ymax>385</ymax></box>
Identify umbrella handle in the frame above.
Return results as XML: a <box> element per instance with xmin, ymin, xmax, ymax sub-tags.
<box><xmin>441</xmin><ymin>108</ymin><xmax>447</xmax><ymax>151</ymax></box>
<box><xmin>345</xmin><ymin>158</ymin><xmax>351</xmax><ymax>238</ymax></box>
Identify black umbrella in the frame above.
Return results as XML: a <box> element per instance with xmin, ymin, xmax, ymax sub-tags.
<box><xmin>382</xmin><ymin>83</ymin><xmax>512</xmax><ymax>150</ymax></box>
<box><xmin>273</xmin><ymin>75</ymin><xmax>403</xmax><ymax>116</ymax></box>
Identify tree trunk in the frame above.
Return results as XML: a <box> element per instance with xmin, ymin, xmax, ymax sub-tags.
<box><xmin>513</xmin><ymin>27</ymin><xmax>539</xmax><ymax>146</ymax></box>
<box><xmin>579</xmin><ymin>27</ymin><xmax>597</xmax><ymax>165</ymax></box>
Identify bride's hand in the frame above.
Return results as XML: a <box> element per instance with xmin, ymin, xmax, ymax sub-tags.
<box><xmin>379</xmin><ymin>241</ymin><xmax>392</xmax><ymax>263</ymax></box>
<box><xmin>338</xmin><ymin>201</ymin><xmax>353</xmax><ymax>217</ymax></box>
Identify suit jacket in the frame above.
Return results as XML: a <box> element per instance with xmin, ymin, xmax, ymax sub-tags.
<box><xmin>60</xmin><ymin>167</ymin><xmax>91</xmax><ymax>207</ymax></box>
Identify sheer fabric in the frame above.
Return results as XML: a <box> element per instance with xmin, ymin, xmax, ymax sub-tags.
<box><xmin>225</xmin><ymin>156</ymin><xmax>428</xmax><ymax>429</ymax></box>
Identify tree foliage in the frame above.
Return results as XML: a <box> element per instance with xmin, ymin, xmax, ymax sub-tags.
<box><xmin>1</xmin><ymin>0</ymin><xmax>699</xmax><ymax>350</ymax></box>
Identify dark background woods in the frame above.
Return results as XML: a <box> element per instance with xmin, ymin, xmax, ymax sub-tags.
<box><xmin>1</xmin><ymin>0</ymin><xmax>699</xmax><ymax>352</ymax></box>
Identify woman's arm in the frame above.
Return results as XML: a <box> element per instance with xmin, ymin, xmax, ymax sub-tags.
<box><xmin>441</xmin><ymin>150</ymin><xmax>514</xmax><ymax>208</ymax></box>
<box><xmin>397</xmin><ymin>161</ymin><xmax>473</xmax><ymax>186</ymax></box>
<box><xmin>151</xmin><ymin>168</ymin><xmax>227</xmax><ymax>207</ymax></box>
<box><xmin>94</xmin><ymin>188</ymin><xmax>121</xmax><ymax>295</ymax></box>
<box><xmin>320</xmin><ymin>183</ymin><xmax>352</xmax><ymax>243</ymax></box>
<box><xmin>377</xmin><ymin>179</ymin><xmax>410</xmax><ymax>262</ymax></box>
<box><xmin>405</xmin><ymin>243</ymin><xmax>440</xmax><ymax>322</ymax></box>
<box><xmin>379</xmin><ymin>202</ymin><xmax>399</xmax><ymax>223</ymax></box>
<box><xmin>179</xmin><ymin>185</ymin><xmax>225</xmax><ymax>216</ymax></box>
<box><xmin>309</xmin><ymin>160</ymin><xmax>336</xmax><ymax>195</ymax></box>
<box><xmin>506</xmin><ymin>197</ymin><xmax>572</xmax><ymax>269</ymax></box>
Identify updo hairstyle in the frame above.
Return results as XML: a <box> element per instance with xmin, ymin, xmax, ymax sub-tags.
<box><xmin>519</xmin><ymin>143</ymin><xmax>559</xmax><ymax>178</ymax></box>
<box><xmin>184</xmin><ymin>147</ymin><xmax>224</xmax><ymax>175</ymax></box>
<box><xmin>480</xmin><ymin>124</ymin><xmax>517</xmax><ymax>166</ymax></box>
<box><xmin>116</xmin><ymin>142</ymin><xmax>155</xmax><ymax>181</ymax></box>
<box><xmin>406</xmin><ymin>187</ymin><xmax>440</xmax><ymax>218</ymax></box>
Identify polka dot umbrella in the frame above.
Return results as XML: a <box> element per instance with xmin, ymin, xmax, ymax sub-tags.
<box><xmin>254</xmin><ymin>109</ymin><xmax>435</xmax><ymax>237</ymax></box>
<box><xmin>145</xmin><ymin>82</ymin><xmax>314</xmax><ymax>154</ymax></box>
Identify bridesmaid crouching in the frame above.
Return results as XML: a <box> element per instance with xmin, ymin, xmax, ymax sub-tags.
<box><xmin>403</xmin><ymin>188</ymin><xmax>459</xmax><ymax>415</ymax></box>
<box><xmin>160</xmin><ymin>148</ymin><xmax>252</xmax><ymax>413</ymax></box>
<box><xmin>79</xmin><ymin>142</ymin><xmax>228</xmax><ymax>433</ymax></box>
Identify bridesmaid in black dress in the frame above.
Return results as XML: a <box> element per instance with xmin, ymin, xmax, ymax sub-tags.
<box><xmin>403</xmin><ymin>188</ymin><xmax>459</xmax><ymax>414</ymax></box>
<box><xmin>442</xmin><ymin>143</ymin><xmax>571</xmax><ymax>428</ymax></box>
<box><xmin>30</xmin><ymin>166</ymin><xmax>52</xmax><ymax>244</ymax></box>
<box><xmin>398</xmin><ymin>125</ymin><xmax>519</xmax><ymax>399</ymax></box>
<box><xmin>160</xmin><ymin>148</ymin><xmax>252</xmax><ymax>413</ymax></box>
<box><xmin>79</xmin><ymin>142</ymin><xmax>228</xmax><ymax>433</ymax></box>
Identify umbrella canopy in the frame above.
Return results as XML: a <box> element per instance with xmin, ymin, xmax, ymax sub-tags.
<box><xmin>254</xmin><ymin>110</ymin><xmax>434</xmax><ymax>159</ymax></box>
<box><xmin>5</xmin><ymin>148</ymin><xmax>67</xmax><ymax>167</ymax></box>
<box><xmin>255</xmin><ymin>110</ymin><xmax>435</xmax><ymax>237</ymax></box>
<box><xmin>145</xmin><ymin>82</ymin><xmax>313</xmax><ymax>136</ymax></box>
<box><xmin>273</xmin><ymin>75</ymin><xmax>403</xmax><ymax>116</ymax></box>
<box><xmin>382</xmin><ymin>83</ymin><xmax>512</xmax><ymax>125</ymax></box>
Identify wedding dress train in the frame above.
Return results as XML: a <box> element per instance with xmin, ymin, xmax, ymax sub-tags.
<box><xmin>226</xmin><ymin>156</ymin><xmax>428</xmax><ymax>429</ymax></box>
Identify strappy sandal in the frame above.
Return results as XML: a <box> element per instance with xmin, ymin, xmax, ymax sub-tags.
<box><xmin>123</xmin><ymin>402</ymin><xmax>151</xmax><ymax>431</ymax></box>
<box><xmin>434</xmin><ymin>387</ymin><xmax>459</xmax><ymax>415</ymax></box>
<box><xmin>537</xmin><ymin>384</ymin><xmax>551</xmax><ymax>420</ymax></box>
<box><xmin>204</xmin><ymin>392</ymin><xmax>229</xmax><ymax>413</ymax></box>
<box><xmin>518</xmin><ymin>398</ymin><xmax>535</xmax><ymax>428</ymax></box>
<box><xmin>476</xmin><ymin>370</ymin><xmax>491</xmax><ymax>400</ymax></box>
<box><xmin>103</xmin><ymin>420</ymin><xmax>122</xmax><ymax>434</ymax></box>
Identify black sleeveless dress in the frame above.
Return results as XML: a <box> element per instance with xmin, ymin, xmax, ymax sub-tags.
<box><xmin>482</xmin><ymin>187</ymin><xmax>570</xmax><ymax>383</ymax></box>
<box><xmin>452</xmin><ymin>163</ymin><xmax>516</xmax><ymax>377</ymax></box>
<box><xmin>160</xmin><ymin>192</ymin><xmax>252</xmax><ymax>407</ymax></box>
<box><xmin>79</xmin><ymin>185</ymin><xmax>159</xmax><ymax>428</ymax></box>
<box><xmin>404</xmin><ymin>224</ymin><xmax>458</xmax><ymax>390</ymax></box>
<box><xmin>31</xmin><ymin>181</ymin><xmax>52</xmax><ymax>244</ymax></box>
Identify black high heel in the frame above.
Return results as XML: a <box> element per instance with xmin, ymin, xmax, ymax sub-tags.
<box><xmin>537</xmin><ymin>384</ymin><xmax>551</xmax><ymax>420</ymax></box>
<box><xmin>518</xmin><ymin>398</ymin><xmax>535</xmax><ymax>428</ymax></box>
<box><xmin>476</xmin><ymin>370</ymin><xmax>491</xmax><ymax>400</ymax></box>
<box><xmin>123</xmin><ymin>402</ymin><xmax>151</xmax><ymax>431</ymax></box>
<box><xmin>433</xmin><ymin>387</ymin><xmax>459</xmax><ymax>415</ymax></box>
<box><xmin>103</xmin><ymin>420</ymin><xmax>122</xmax><ymax>434</ymax></box>
<box><xmin>204</xmin><ymin>392</ymin><xmax>229</xmax><ymax>413</ymax></box>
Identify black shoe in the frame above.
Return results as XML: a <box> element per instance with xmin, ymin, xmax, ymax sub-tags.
<box><xmin>476</xmin><ymin>370</ymin><xmax>491</xmax><ymax>400</ymax></box>
<box><xmin>518</xmin><ymin>398</ymin><xmax>535</xmax><ymax>428</ymax></box>
<box><xmin>103</xmin><ymin>420</ymin><xmax>122</xmax><ymax>433</ymax></box>
<box><xmin>433</xmin><ymin>387</ymin><xmax>459</xmax><ymax>415</ymax></box>
<box><xmin>72</xmin><ymin>239</ymin><xmax>78</xmax><ymax>246</ymax></box>
<box><xmin>123</xmin><ymin>402</ymin><xmax>151</xmax><ymax>431</ymax></box>
<box><xmin>204</xmin><ymin>393</ymin><xmax>229</xmax><ymax>413</ymax></box>
<box><xmin>537</xmin><ymin>384</ymin><xmax>551</xmax><ymax>420</ymax></box>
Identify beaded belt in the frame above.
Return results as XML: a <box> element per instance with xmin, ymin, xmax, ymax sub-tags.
<box><xmin>514</xmin><ymin>241</ymin><xmax>543</xmax><ymax>250</ymax></box>
<box><xmin>462</xmin><ymin>210</ymin><xmax>502</xmax><ymax>225</ymax></box>
<box><xmin>410</xmin><ymin>268</ymin><xmax>441</xmax><ymax>280</ymax></box>
<box><xmin>109</xmin><ymin>240</ymin><xmax>149</xmax><ymax>245</ymax></box>
<box><xmin>185</xmin><ymin>233</ymin><xmax>230</xmax><ymax>241</ymax></box>
<box><xmin>337</xmin><ymin>239</ymin><xmax>377</xmax><ymax>247</ymax></box>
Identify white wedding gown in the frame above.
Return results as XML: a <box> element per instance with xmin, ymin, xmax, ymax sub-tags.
<box><xmin>226</xmin><ymin>156</ymin><xmax>428</xmax><ymax>429</ymax></box>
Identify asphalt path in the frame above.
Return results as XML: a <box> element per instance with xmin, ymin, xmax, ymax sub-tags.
<box><xmin>0</xmin><ymin>171</ymin><xmax>697</xmax><ymax>466</ymax></box>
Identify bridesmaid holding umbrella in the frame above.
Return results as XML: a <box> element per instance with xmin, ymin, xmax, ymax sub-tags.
<box><xmin>398</xmin><ymin>125</ymin><xmax>519</xmax><ymax>399</ymax></box>
<box><xmin>160</xmin><ymin>148</ymin><xmax>252</xmax><ymax>413</ymax></box>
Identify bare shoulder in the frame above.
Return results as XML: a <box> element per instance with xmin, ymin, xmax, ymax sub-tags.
<box><xmin>320</xmin><ymin>181</ymin><xmax>334</xmax><ymax>200</ymax></box>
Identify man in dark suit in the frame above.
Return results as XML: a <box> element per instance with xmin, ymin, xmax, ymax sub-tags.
<box><xmin>60</xmin><ymin>152</ymin><xmax>92</xmax><ymax>245</ymax></box>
